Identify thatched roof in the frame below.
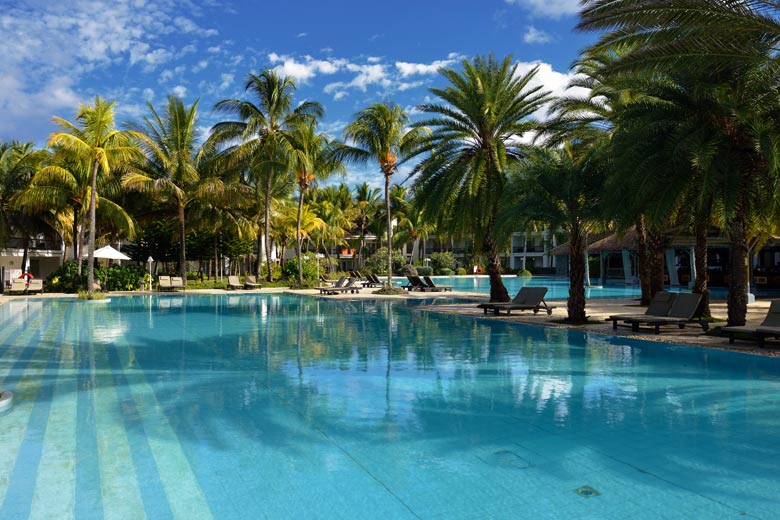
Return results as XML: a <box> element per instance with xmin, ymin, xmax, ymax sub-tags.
<box><xmin>551</xmin><ymin>227</ymin><xmax>739</xmax><ymax>256</ymax></box>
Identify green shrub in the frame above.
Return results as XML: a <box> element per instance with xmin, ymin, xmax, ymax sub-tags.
<box><xmin>456</xmin><ymin>267</ymin><xmax>467</xmax><ymax>275</ymax></box>
<box><xmin>416</xmin><ymin>266</ymin><xmax>433</xmax><ymax>276</ymax></box>
<box><xmin>77</xmin><ymin>290</ymin><xmax>107</xmax><ymax>300</ymax></box>
<box><xmin>439</xmin><ymin>268</ymin><xmax>453</xmax><ymax>276</ymax></box>
<box><xmin>429</xmin><ymin>251</ymin><xmax>456</xmax><ymax>273</ymax></box>
<box><xmin>47</xmin><ymin>260</ymin><xmax>145</xmax><ymax>292</ymax></box>
<box><xmin>282</xmin><ymin>253</ymin><xmax>319</xmax><ymax>287</ymax></box>
<box><xmin>516</xmin><ymin>269</ymin><xmax>533</xmax><ymax>277</ymax></box>
<box><xmin>365</xmin><ymin>247</ymin><xmax>405</xmax><ymax>274</ymax></box>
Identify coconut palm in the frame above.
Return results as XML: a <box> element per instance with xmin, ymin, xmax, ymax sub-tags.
<box><xmin>338</xmin><ymin>103</ymin><xmax>427</xmax><ymax>289</ymax></box>
<box><xmin>411</xmin><ymin>55</ymin><xmax>551</xmax><ymax>302</ymax></box>
<box><xmin>352</xmin><ymin>182</ymin><xmax>382</xmax><ymax>267</ymax></box>
<box><xmin>211</xmin><ymin>69</ymin><xmax>323</xmax><ymax>281</ymax></box>
<box><xmin>123</xmin><ymin>96</ymin><xmax>211</xmax><ymax>283</ymax></box>
<box><xmin>48</xmin><ymin>96</ymin><xmax>142</xmax><ymax>290</ymax></box>
<box><xmin>288</xmin><ymin>122</ymin><xmax>345</xmax><ymax>286</ymax></box>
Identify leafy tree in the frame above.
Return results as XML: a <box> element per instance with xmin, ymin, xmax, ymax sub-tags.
<box><xmin>48</xmin><ymin>96</ymin><xmax>141</xmax><ymax>290</ymax></box>
<box><xmin>338</xmin><ymin>103</ymin><xmax>427</xmax><ymax>288</ymax></box>
<box><xmin>211</xmin><ymin>70</ymin><xmax>323</xmax><ymax>281</ymax></box>
<box><xmin>411</xmin><ymin>55</ymin><xmax>551</xmax><ymax>302</ymax></box>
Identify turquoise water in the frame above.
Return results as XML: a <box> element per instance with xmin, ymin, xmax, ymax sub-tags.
<box><xmin>1</xmin><ymin>294</ymin><xmax>779</xmax><ymax>519</ymax></box>
<box><xmin>408</xmin><ymin>275</ymin><xmax>739</xmax><ymax>299</ymax></box>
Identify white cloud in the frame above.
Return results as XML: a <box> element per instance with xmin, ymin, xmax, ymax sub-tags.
<box><xmin>504</xmin><ymin>0</ymin><xmax>579</xmax><ymax>18</ymax></box>
<box><xmin>142</xmin><ymin>88</ymin><xmax>154</xmax><ymax>101</ymax></box>
<box><xmin>367</xmin><ymin>56</ymin><xmax>382</xmax><ymax>63</ymax></box>
<box><xmin>513</xmin><ymin>60</ymin><xmax>586</xmax><ymax>120</ymax></box>
<box><xmin>268</xmin><ymin>53</ymin><xmax>345</xmax><ymax>83</ymax></box>
<box><xmin>219</xmin><ymin>73</ymin><xmax>234</xmax><ymax>91</ymax></box>
<box><xmin>396</xmin><ymin>58</ymin><xmax>455</xmax><ymax>77</ymax></box>
<box><xmin>171</xmin><ymin>85</ymin><xmax>187</xmax><ymax>98</ymax></box>
<box><xmin>192</xmin><ymin>60</ymin><xmax>209</xmax><ymax>73</ymax></box>
<box><xmin>297</xmin><ymin>32</ymin><xmax>307</xmax><ymax>38</ymax></box>
<box><xmin>523</xmin><ymin>26</ymin><xmax>552</xmax><ymax>44</ymax></box>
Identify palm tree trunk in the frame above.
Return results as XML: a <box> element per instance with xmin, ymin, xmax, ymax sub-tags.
<box><xmin>693</xmin><ymin>218</ymin><xmax>711</xmax><ymax>318</ymax></box>
<box><xmin>86</xmin><ymin>160</ymin><xmax>99</xmax><ymax>290</ymax></box>
<box><xmin>255</xmin><ymin>216</ymin><xmax>263</xmax><ymax>276</ymax></box>
<box><xmin>483</xmin><ymin>225</ymin><xmax>510</xmax><ymax>302</ymax></box>
<box><xmin>21</xmin><ymin>237</ymin><xmax>29</xmax><ymax>275</ymax></box>
<box><xmin>568</xmin><ymin>223</ymin><xmax>587</xmax><ymax>323</ymax></box>
<box><xmin>385</xmin><ymin>174</ymin><xmax>393</xmax><ymax>287</ymax></box>
<box><xmin>727</xmin><ymin>203</ymin><xmax>749</xmax><ymax>326</ymax></box>
<box><xmin>72</xmin><ymin>207</ymin><xmax>80</xmax><ymax>264</ymax></box>
<box><xmin>264</xmin><ymin>176</ymin><xmax>274</xmax><ymax>282</ymax></box>
<box><xmin>178</xmin><ymin>203</ymin><xmax>187</xmax><ymax>285</ymax></box>
<box><xmin>647</xmin><ymin>229</ymin><xmax>665</xmax><ymax>298</ymax></box>
<box><xmin>296</xmin><ymin>188</ymin><xmax>305</xmax><ymax>286</ymax></box>
<box><xmin>635</xmin><ymin>217</ymin><xmax>651</xmax><ymax>305</ymax></box>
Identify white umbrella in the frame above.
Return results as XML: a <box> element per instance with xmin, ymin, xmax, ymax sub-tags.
<box><xmin>86</xmin><ymin>245</ymin><xmax>132</xmax><ymax>261</ymax></box>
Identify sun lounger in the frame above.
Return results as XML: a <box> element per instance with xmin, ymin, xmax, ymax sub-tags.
<box><xmin>319</xmin><ymin>274</ymin><xmax>337</xmax><ymax>285</ymax></box>
<box><xmin>244</xmin><ymin>275</ymin><xmax>262</xmax><ymax>289</ymax></box>
<box><xmin>362</xmin><ymin>273</ymin><xmax>383</xmax><ymax>288</ymax></box>
<box><xmin>423</xmin><ymin>276</ymin><xmax>453</xmax><ymax>292</ymax></box>
<box><xmin>8</xmin><ymin>279</ymin><xmax>27</xmax><ymax>294</ymax></box>
<box><xmin>171</xmin><ymin>276</ymin><xmax>186</xmax><ymax>291</ymax></box>
<box><xmin>606</xmin><ymin>291</ymin><xmax>676</xmax><ymax>330</ymax></box>
<box><xmin>477</xmin><ymin>287</ymin><xmax>555</xmax><ymax>315</ymax></box>
<box><xmin>227</xmin><ymin>275</ymin><xmax>243</xmax><ymax>290</ymax></box>
<box><xmin>722</xmin><ymin>300</ymin><xmax>780</xmax><ymax>347</ymax></box>
<box><xmin>157</xmin><ymin>276</ymin><xmax>174</xmax><ymax>292</ymax></box>
<box><xmin>318</xmin><ymin>277</ymin><xmax>361</xmax><ymax>295</ymax></box>
<box><xmin>403</xmin><ymin>275</ymin><xmax>427</xmax><ymax>291</ymax></box>
<box><xmin>622</xmin><ymin>292</ymin><xmax>706</xmax><ymax>334</ymax></box>
<box><xmin>26</xmin><ymin>279</ymin><xmax>43</xmax><ymax>294</ymax></box>
<box><xmin>317</xmin><ymin>276</ymin><xmax>346</xmax><ymax>294</ymax></box>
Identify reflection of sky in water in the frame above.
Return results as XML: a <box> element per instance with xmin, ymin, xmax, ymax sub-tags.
<box><xmin>0</xmin><ymin>293</ymin><xmax>779</xmax><ymax>519</ymax></box>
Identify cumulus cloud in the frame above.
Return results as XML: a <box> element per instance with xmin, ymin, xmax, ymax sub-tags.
<box><xmin>268</xmin><ymin>53</ymin><xmax>345</xmax><ymax>82</ymax></box>
<box><xmin>523</xmin><ymin>26</ymin><xmax>552</xmax><ymax>44</ymax></box>
<box><xmin>504</xmin><ymin>0</ymin><xmax>580</xmax><ymax>18</ymax></box>
<box><xmin>192</xmin><ymin>60</ymin><xmax>209</xmax><ymax>73</ymax></box>
<box><xmin>171</xmin><ymin>85</ymin><xmax>188</xmax><ymax>98</ymax></box>
<box><xmin>513</xmin><ymin>60</ymin><xmax>586</xmax><ymax>120</ymax></box>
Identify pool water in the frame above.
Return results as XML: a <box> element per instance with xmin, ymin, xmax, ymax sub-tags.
<box><xmin>1</xmin><ymin>294</ymin><xmax>779</xmax><ymax>519</ymax></box>
<box><xmin>409</xmin><ymin>275</ymin><xmax>742</xmax><ymax>299</ymax></box>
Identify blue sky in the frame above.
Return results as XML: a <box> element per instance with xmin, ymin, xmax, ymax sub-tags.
<box><xmin>0</xmin><ymin>0</ymin><xmax>595</xmax><ymax>185</ymax></box>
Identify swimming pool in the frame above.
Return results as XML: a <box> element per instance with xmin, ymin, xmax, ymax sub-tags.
<box><xmin>409</xmin><ymin>275</ymin><xmax>748</xmax><ymax>300</ymax></box>
<box><xmin>1</xmin><ymin>294</ymin><xmax>779</xmax><ymax>519</ymax></box>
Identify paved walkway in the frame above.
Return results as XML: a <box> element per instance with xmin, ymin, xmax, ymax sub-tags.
<box><xmin>2</xmin><ymin>287</ymin><xmax>777</xmax><ymax>357</ymax></box>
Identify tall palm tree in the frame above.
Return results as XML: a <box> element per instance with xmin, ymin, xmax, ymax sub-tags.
<box><xmin>211</xmin><ymin>69</ymin><xmax>323</xmax><ymax>281</ymax></box>
<box><xmin>500</xmin><ymin>140</ymin><xmax>606</xmax><ymax>322</ymax></box>
<box><xmin>288</xmin><ymin>122</ymin><xmax>345</xmax><ymax>286</ymax></box>
<box><xmin>353</xmin><ymin>182</ymin><xmax>382</xmax><ymax>267</ymax></box>
<box><xmin>123</xmin><ymin>96</ymin><xmax>208</xmax><ymax>283</ymax></box>
<box><xmin>411</xmin><ymin>55</ymin><xmax>551</xmax><ymax>302</ymax></box>
<box><xmin>48</xmin><ymin>96</ymin><xmax>141</xmax><ymax>290</ymax></box>
<box><xmin>338</xmin><ymin>103</ymin><xmax>427</xmax><ymax>289</ymax></box>
<box><xmin>578</xmin><ymin>1</ymin><xmax>780</xmax><ymax>325</ymax></box>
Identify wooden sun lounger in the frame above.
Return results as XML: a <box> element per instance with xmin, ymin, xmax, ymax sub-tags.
<box><xmin>318</xmin><ymin>278</ymin><xmax>361</xmax><ymax>295</ymax></box>
<box><xmin>171</xmin><ymin>276</ymin><xmax>186</xmax><ymax>291</ymax></box>
<box><xmin>244</xmin><ymin>275</ymin><xmax>262</xmax><ymax>289</ymax></box>
<box><xmin>423</xmin><ymin>276</ymin><xmax>453</xmax><ymax>292</ymax></box>
<box><xmin>8</xmin><ymin>279</ymin><xmax>27</xmax><ymax>295</ymax></box>
<box><xmin>622</xmin><ymin>293</ymin><xmax>707</xmax><ymax>334</ymax></box>
<box><xmin>606</xmin><ymin>292</ymin><xmax>676</xmax><ymax>330</ymax></box>
<box><xmin>26</xmin><ymin>279</ymin><xmax>43</xmax><ymax>294</ymax></box>
<box><xmin>477</xmin><ymin>287</ymin><xmax>555</xmax><ymax>315</ymax></box>
<box><xmin>227</xmin><ymin>276</ymin><xmax>243</xmax><ymax>290</ymax></box>
<box><xmin>722</xmin><ymin>300</ymin><xmax>780</xmax><ymax>347</ymax></box>
<box><xmin>157</xmin><ymin>276</ymin><xmax>175</xmax><ymax>292</ymax></box>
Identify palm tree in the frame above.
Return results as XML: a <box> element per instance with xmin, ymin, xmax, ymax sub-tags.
<box><xmin>411</xmin><ymin>55</ymin><xmax>551</xmax><ymax>302</ymax></box>
<box><xmin>123</xmin><ymin>96</ymin><xmax>208</xmax><ymax>283</ymax></box>
<box><xmin>211</xmin><ymin>69</ymin><xmax>323</xmax><ymax>281</ymax></box>
<box><xmin>48</xmin><ymin>96</ymin><xmax>142</xmax><ymax>290</ymax></box>
<box><xmin>578</xmin><ymin>2</ymin><xmax>780</xmax><ymax>325</ymax></box>
<box><xmin>288</xmin><ymin>122</ymin><xmax>345</xmax><ymax>286</ymax></box>
<box><xmin>500</xmin><ymin>141</ymin><xmax>606</xmax><ymax>322</ymax></box>
<box><xmin>0</xmin><ymin>141</ymin><xmax>50</xmax><ymax>271</ymax></box>
<box><xmin>353</xmin><ymin>182</ymin><xmax>381</xmax><ymax>267</ymax></box>
<box><xmin>338</xmin><ymin>103</ymin><xmax>427</xmax><ymax>289</ymax></box>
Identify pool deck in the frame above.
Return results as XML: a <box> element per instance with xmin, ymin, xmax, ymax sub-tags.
<box><xmin>2</xmin><ymin>287</ymin><xmax>777</xmax><ymax>357</ymax></box>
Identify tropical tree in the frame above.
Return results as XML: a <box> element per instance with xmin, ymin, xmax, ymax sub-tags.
<box><xmin>0</xmin><ymin>141</ymin><xmax>50</xmax><ymax>271</ymax></box>
<box><xmin>411</xmin><ymin>55</ymin><xmax>551</xmax><ymax>302</ymax></box>
<box><xmin>211</xmin><ymin>70</ymin><xmax>323</xmax><ymax>281</ymax></box>
<box><xmin>338</xmin><ymin>103</ymin><xmax>427</xmax><ymax>289</ymax></box>
<box><xmin>352</xmin><ymin>182</ymin><xmax>382</xmax><ymax>266</ymax></box>
<box><xmin>288</xmin><ymin>122</ymin><xmax>345</xmax><ymax>286</ymax></box>
<box><xmin>49</xmin><ymin>96</ymin><xmax>141</xmax><ymax>290</ymax></box>
<box><xmin>578</xmin><ymin>1</ymin><xmax>780</xmax><ymax>325</ymax></box>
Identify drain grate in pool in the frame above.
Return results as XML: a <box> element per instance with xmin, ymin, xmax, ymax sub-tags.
<box><xmin>574</xmin><ymin>485</ymin><xmax>601</xmax><ymax>498</ymax></box>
